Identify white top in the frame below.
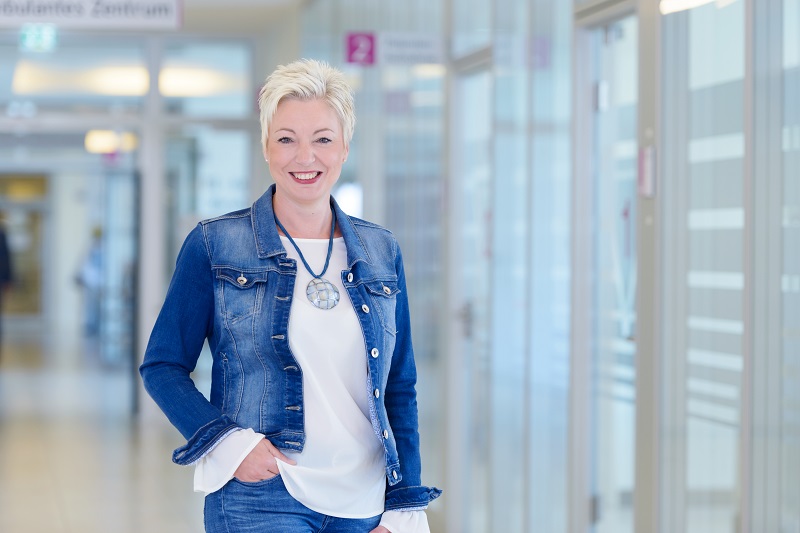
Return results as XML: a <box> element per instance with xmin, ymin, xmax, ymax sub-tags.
<box><xmin>194</xmin><ymin>236</ymin><xmax>429</xmax><ymax>532</ymax></box>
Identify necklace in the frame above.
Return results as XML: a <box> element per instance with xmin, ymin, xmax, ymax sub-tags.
<box><xmin>274</xmin><ymin>205</ymin><xmax>340</xmax><ymax>310</ymax></box>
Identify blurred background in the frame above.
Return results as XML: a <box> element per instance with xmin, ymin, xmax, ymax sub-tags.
<box><xmin>0</xmin><ymin>0</ymin><xmax>797</xmax><ymax>532</ymax></box>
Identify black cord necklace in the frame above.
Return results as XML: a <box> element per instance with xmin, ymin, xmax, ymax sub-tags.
<box><xmin>274</xmin><ymin>204</ymin><xmax>340</xmax><ymax>310</ymax></box>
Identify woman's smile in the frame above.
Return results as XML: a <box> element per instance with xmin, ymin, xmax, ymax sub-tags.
<box><xmin>291</xmin><ymin>171</ymin><xmax>322</xmax><ymax>182</ymax></box>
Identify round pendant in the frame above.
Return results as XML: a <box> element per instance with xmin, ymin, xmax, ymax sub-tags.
<box><xmin>306</xmin><ymin>278</ymin><xmax>340</xmax><ymax>310</ymax></box>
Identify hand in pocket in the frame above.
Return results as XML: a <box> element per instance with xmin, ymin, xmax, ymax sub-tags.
<box><xmin>233</xmin><ymin>438</ymin><xmax>296</xmax><ymax>482</ymax></box>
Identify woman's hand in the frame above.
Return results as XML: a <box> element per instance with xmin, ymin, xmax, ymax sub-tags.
<box><xmin>233</xmin><ymin>438</ymin><xmax>296</xmax><ymax>482</ymax></box>
<box><xmin>368</xmin><ymin>527</ymin><xmax>391</xmax><ymax>533</ymax></box>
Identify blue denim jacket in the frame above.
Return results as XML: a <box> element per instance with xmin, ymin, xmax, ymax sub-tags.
<box><xmin>140</xmin><ymin>185</ymin><xmax>441</xmax><ymax>511</ymax></box>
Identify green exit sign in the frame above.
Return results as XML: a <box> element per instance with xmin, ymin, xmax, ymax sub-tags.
<box><xmin>19</xmin><ymin>24</ymin><xmax>58</xmax><ymax>53</ymax></box>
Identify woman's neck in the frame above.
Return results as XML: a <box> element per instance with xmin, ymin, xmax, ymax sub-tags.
<box><xmin>272</xmin><ymin>195</ymin><xmax>338</xmax><ymax>239</ymax></box>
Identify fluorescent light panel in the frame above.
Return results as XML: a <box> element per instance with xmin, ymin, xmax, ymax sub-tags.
<box><xmin>12</xmin><ymin>62</ymin><xmax>244</xmax><ymax>98</ymax></box>
<box><xmin>660</xmin><ymin>0</ymin><xmax>738</xmax><ymax>15</ymax></box>
<box><xmin>85</xmin><ymin>130</ymin><xmax>138</xmax><ymax>154</ymax></box>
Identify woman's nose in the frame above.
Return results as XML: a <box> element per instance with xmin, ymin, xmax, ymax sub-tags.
<box><xmin>295</xmin><ymin>142</ymin><xmax>316</xmax><ymax>165</ymax></box>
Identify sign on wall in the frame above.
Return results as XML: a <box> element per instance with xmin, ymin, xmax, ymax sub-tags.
<box><xmin>346</xmin><ymin>32</ymin><xmax>376</xmax><ymax>65</ymax></box>
<box><xmin>346</xmin><ymin>31</ymin><xmax>444</xmax><ymax>66</ymax></box>
<box><xmin>0</xmin><ymin>0</ymin><xmax>182</xmax><ymax>30</ymax></box>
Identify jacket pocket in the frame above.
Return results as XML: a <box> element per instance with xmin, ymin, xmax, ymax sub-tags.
<box><xmin>215</xmin><ymin>267</ymin><xmax>271</xmax><ymax>324</ymax></box>
<box><xmin>364</xmin><ymin>279</ymin><xmax>399</xmax><ymax>335</ymax></box>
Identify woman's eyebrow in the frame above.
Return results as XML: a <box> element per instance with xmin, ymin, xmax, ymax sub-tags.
<box><xmin>274</xmin><ymin>128</ymin><xmax>334</xmax><ymax>135</ymax></box>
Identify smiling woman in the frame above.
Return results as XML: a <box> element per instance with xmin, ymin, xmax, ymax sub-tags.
<box><xmin>140</xmin><ymin>58</ymin><xmax>441</xmax><ymax>533</ymax></box>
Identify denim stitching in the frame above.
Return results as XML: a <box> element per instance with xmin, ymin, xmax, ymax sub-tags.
<box><xmin>250</xmin><ymin>284</ymin><xmax>270</xmax><ymax>431</ymax></box>
<box><xmin>221</xmin><ymin>297</ymin><xmax>244</xmax><ymax>421</ymax></box>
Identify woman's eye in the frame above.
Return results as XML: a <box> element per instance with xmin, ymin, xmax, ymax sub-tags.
<box><xmin>277</xmin><ymin>137</ymin><xmax>293</xmax><ymax>144</ymax></box>
<box><xmin>317</xmin><ymin>137</ymin><xmax>332</xmax><ymax>144</ymax></box>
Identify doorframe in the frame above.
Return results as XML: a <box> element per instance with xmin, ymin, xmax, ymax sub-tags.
<box><xmin>633</xmin><ymin>1</ymin><xmax>661</xmax><ymax>533</ymax></box>
<box><xmin>569</xmin><ymin>19</ymin><xmax>597</xmax><ymax>533</ymax></box>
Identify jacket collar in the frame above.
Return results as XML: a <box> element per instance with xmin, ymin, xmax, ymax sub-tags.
<box><xmin>251</xmin><ymin>184</ymin><xmax>372</xmax><ymax>268</ymax></box>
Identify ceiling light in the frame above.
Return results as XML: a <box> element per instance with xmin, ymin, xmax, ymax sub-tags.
<box><xmin>13</xmin><ymin>60</ymin><xmax>149</xmax><ymax>96</ymax></box>
<box><xmin>660</xmin><ymin>0</ymin><xmax>737</xmax><ymax>15</ymax></box>
<box><xmin>85</xmin><ymin>130</ymin><xmax>138</xmax><ymax>154</ymax></box>
<box><xmin>159</xmin><ymin>66</ymin><xmax>245</xmax><ymax>97</ymax></box>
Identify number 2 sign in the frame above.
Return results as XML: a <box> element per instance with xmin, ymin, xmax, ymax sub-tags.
<box><xmin>346</xmin><ymin>33</ymin><xmax>376</xmax><ymax>65</ymax></box>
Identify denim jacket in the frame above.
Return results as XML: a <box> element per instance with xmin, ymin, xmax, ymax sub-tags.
<box><xmin>140</xmin><ymin>184</ymin><xmax>441</xmax><ymax>511</ymax></box>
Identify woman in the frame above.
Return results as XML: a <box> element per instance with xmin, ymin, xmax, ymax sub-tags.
<box><xmin>140</xmin><ymin>59</ymin><xmax>441</xmax><ymax>532</ymax></box>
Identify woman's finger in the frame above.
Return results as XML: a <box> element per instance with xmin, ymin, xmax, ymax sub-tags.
<box><xmin>262</xmin><ymin>440</ymin><xmax>297</xmax><ymax>465</ymax></box>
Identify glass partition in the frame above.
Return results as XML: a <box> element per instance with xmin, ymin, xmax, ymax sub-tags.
<box><xmin>685</xmin><ymin>4</ymin><xmax>744</xmax><ymax>531</ymax></box>
<box><xmin>451</xmin><ymin>0</ymin><xmax>491</xmax><ymax>56</ymax></box>
<box><xmin>0</xmin><ymin>34</ymin><xmax>146</xmax><ymax>115</ymax></box>
<box><xmin>161</xmin><ymin>42</ymin><xmax>252</xmax><ymax>118</ymax></box>
<box><xmin>453</xmin><ymin>68</ymin><xmax>493</xmax><ymax>532</ymax></box>
<box><xmin>491</xmin><ymin>2</ymin><xmax>529</xmax><ymax>528</ymax></box>
<box><xmin>589</xmin><ymin>15</ymin><xmax>639</xmax><ymax>533</ymax></box>
<box><xmin>527</xmin><ymin>1</ymin><xmax>572</xmax><ymax>531</ymax></box>
<box><xmin>662</xmin><ymin>2</ymin><xmax>745</xmax><ymax>531</ymax></box>
<box><xmin>165</xmin><ymin>126</ymin><xmax>251</xmax><ymax>262</ymax></box>
<box><xmin>782</xmin><ymin>0</ymin><xmax>800</xmax><ymax>527</ymax></box>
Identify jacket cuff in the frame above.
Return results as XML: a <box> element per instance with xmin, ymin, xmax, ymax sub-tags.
<box><xmin>385</xmin><ymin>485</ymin><xmax>443</xmax><ymax>511</ymax></box>
<box><xmin>171</xmin><ymin>415</ymin><xmax>241</xmax><ymax>466</ymax></box>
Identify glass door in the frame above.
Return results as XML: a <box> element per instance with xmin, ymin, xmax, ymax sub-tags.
<box><xmin>588</xmin><ymin>15</ymin><xmax>639</xmax><ymax>533</ymax></box>
<box><xmin>0</xmin><ymin>131</ymin><xmax>139</xmax><ymax>374</ymax></box>
<box><xmin>661</xmin><ymin>3</ymin><xmax>745</xmax><ymax>531</ymax></box>
<box><xmin>448</xmin><ymin>68</ymin><xmax>493</xmax><ymax>533</ymax></box>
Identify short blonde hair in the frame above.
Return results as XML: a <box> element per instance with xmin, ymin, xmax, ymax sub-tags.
<box><xmin>257</xmin><ymin>59</ymin><xmax>355</xmax><ymax>147</ymax></box>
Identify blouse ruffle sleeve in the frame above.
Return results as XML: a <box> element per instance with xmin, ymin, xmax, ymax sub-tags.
<box><xmin>379</xmin><ymin>510</ymin><xmax>430</xmax><ymax>533</ymax></box>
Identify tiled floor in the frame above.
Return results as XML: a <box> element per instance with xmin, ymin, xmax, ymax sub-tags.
<box><xmin>0</xmin><ymin>346</ymin><xmax>205</xmax><ymax>533</ymax></box>
<box><xmin>0</xmin><ymin>342</ymin><xmax>445</xmax><ymax>533</ymax></box>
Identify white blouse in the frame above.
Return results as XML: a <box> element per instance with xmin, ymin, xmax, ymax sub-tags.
<box><xmin>194</xmin><ymin>236</ymin><xmax>429</xmax><ymax>533</ymax></box>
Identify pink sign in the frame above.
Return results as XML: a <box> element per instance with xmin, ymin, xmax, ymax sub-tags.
<box><xmin>346</xmin><ymin>32</ymin><xmax>376</xmax><ymax>65</ymax></box>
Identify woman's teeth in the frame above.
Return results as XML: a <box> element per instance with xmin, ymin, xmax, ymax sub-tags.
<box><xmin>293</xmin><ymin>172</ymin><xmax>319</xmax><ymax>180</ymax></box>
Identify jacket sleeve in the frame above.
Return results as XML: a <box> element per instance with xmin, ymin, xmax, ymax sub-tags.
<box><xmin>139</xmin><ymin>224</ymin><xmax>240</xmax><ymax>465</ymax></box>
<box><xmin>383</xmin><ymin>242</ymin><xmax>442</xmax><ymax>511</ymax></box>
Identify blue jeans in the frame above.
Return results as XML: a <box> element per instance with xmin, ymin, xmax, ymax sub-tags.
<box><xmin>204</xmin><ymin>475</ymin><xmax>382</xmax><ymax>532</ymax></box>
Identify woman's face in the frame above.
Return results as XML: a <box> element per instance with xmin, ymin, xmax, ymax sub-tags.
<box><xmin>266</xmin><ymin>97</ymin><xmax>349</xmax><ymax>209</ymax></box>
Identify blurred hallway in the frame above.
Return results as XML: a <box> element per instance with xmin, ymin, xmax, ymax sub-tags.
<box><xmin>0</xmin><ymin>343</ymin><xmax>204</xmax><ymax>533</ymax></box>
